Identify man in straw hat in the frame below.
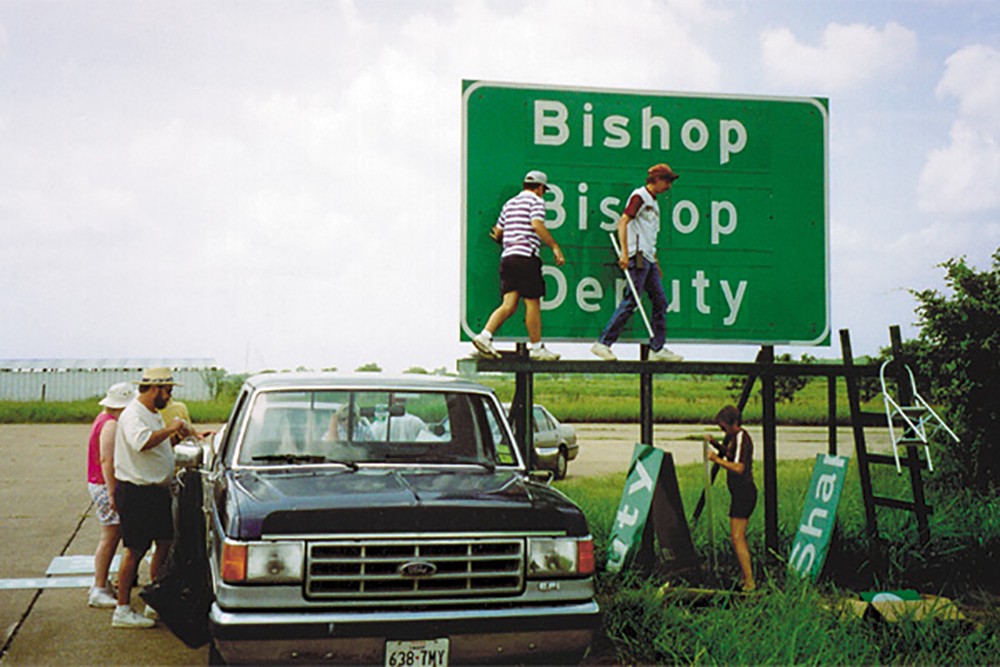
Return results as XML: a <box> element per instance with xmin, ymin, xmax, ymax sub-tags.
<box><xmin>110</xmin><ymin>367</ymin><xmax>193</xmax><ymax>628</ymax></box>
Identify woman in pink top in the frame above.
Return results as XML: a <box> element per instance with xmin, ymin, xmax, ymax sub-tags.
<box><xmin>86</xmin><ymin>382</ymin><xmax>135</xmax><ymax>608</ymax></box>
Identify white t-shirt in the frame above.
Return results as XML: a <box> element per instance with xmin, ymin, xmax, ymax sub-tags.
<box><xmin>114</xmin><ymin>399</ymin><xmax>174</xmax><ymax>485</ymax></box>
<box><xmin>623</xmin><ymin>186</ymin><xmax>660</xmax><ymax>263</ymax></box>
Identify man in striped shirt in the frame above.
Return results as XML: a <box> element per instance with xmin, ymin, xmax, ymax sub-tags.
<box><xmin>473</xmin><ymin>170</ymin><xmax>565</xmax><ymax>361</ymax></box>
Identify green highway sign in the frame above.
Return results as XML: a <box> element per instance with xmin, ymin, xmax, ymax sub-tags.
<box><xmin>605</xmin><ymin>443</ymin><xmax>696</xmax><ymax>572</ymax></box>
<box><xmin>789</xmin><ymin>454</ymin><xmax>850</xmax><ymax>581</ymax></box>
<box><xmin>607</xmin><ymin>444</ymin><xmax>663</xmax><ymax>572</ymax></box>
<box><xmin>461</xmin><ymin>80</ymin><xmax>829</xmax><ymax>345</ymax></box>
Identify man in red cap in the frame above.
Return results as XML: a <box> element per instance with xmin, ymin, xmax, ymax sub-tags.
<box><xmin>591</xmin><ymin>163</ymin><xmax>683</xmax><ymax>362</ymax></box>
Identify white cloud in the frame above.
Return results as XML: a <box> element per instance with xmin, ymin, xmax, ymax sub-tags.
<box><xmin>761</xmin><ymin>22</ymin><xmax>917</xmax><ymax>92</ymax></box>
<box><xmin>404</xmin><ymin>0</ymin><xmax>723</xmax><ymax>93</ymax></box>
<box><xmin>918</xmin><ymin>44</ymin><xmax>1000</xmax><ymax>213</ymax></box>
<box><xmin>3</xmin><ymin>0</ymin><xmax>995</xmax><ymax>373</ymax></box>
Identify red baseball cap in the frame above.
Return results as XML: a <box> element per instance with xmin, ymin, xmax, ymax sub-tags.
<box><xmin>647</xmin><ymin>163</ymin><xmax>679</xmax><ymax>181</ymax></box>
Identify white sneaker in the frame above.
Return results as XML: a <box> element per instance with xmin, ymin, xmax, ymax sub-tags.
<box><xmin>529</xmin><ymin>345</ymin><xmax>560</xmax><ymax>361</ymax></box>
<box><xmin>472</xmin><ymin>333</ymin><xmax>501</xmax><ymax>359</ymax></box>
<box><xmin>590</xmin><ymin>342</ymin><xmax>617</xmax><ymax>361</ymax></box>
<box><xmin>88</xmin><ymin>585</ymin><xmax>117</xmax><ymax>609</ymax></box>
<box><xmin>112</xmin><ymin>605</ymin><xmax>156</xmax><ymax>629</ymax></box>
<box><xmin>649</xmin><ymin>347</ymin><xmax>683</xmax><ymax>362</ymax></box>
<box><xmin>143</xmin><ymin>604</ymin><xmax>159</xmax><ymax>620</ymax></box>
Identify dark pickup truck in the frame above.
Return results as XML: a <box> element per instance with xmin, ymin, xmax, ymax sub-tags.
<box><xmin>198</xmin><ymin>373</ymin><xmax>598</xmax><ymax>665</ymax></box>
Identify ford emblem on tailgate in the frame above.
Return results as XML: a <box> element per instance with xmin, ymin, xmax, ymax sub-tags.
<box><xmin>398</xmin><ymin>560</ymin><xmax>437</xmax><ymax>578</ymax></box>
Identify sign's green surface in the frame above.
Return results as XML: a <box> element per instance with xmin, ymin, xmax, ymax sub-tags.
<box><xmin>606</xmin><ymin>443</ymin><xmax>663</xmax><ymax>572</ymax></box>
<box><xmin>789</xmin><ymin>454</ymin><xmax>850</xmax><ymax>581</ymax></box>
<box><xmin>462</xmin><ymin>80</ymin><xmax>829</xmax><ymax>345</ymax></box>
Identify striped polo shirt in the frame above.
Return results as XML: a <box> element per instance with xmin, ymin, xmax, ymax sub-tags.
<box><xmin>497</xmin><ymin>189</ymin><xmax>547</xmax><ymax>259</ymax></box>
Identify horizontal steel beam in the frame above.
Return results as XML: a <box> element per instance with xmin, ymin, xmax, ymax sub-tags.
<box><xmin>460</xmin><ymin>356</ymin><xmax>881</xmax><ymax>378</ymax></box>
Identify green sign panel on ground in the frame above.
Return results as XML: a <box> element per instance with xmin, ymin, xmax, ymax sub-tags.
<box><xmin>606</xmin><ymin>444</ymin><xmax>696</xmax><ymax>572</ymax></box>
<box><xmin>789</xmin><ymin>454</ymin><xmax>850</xmax><ymax>581</ymax></box>
<box><xmin>461</xmin><ymin>80</ymin><xmax>829</xmax><ymax>345</ymax></box>
<box><xmin>607</xmin><ymin>444</ymin><xmax>664</xmax><ymax>572</ymax></box>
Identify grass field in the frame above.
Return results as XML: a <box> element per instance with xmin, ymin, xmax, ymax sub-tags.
<box><xmin>0</xmin><ymin>397</ymin><xmax>236</xmax><ymax>424</ymax></box>
<box><xmin>555</xmin><ymin>460</ymin><xmax>1000</xmax><ymax>665</ymax></box>
<box><xmin>477</xmin><ymin>372</ymin><xmax>883</xmax><ymax>425</ymax></box>
<box><xmin>0</xmin><ymin>372</ymin><xmax>883</xmax><ymax>425</ymax></box>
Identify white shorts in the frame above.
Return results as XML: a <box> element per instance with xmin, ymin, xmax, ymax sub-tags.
<box><xmin>88</xmin><ymin>482</ymin><xmax>121</xmax><ymax>526</ymax></box>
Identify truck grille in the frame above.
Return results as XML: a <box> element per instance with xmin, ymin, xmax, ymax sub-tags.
<box><xmin>306</xmin><ymin>538</ymin><xmax>525</xmax><ymax>600</ymax></box>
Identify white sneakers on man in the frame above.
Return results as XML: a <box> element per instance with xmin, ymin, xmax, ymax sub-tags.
<box><xmin>590</xmin><ymin>343</ymin><xmax>682</xmax><ymax>362</ymax></box>
<box><xmin>649</xmin><ymin>347</ymin><xmax>683</xmax><ymax>362</ymax></box>
<box><xmin>112</xmin><ymin>605</ymin><xmax>155</xmax><ymax>629</ymax></box>
<box><xmin>529</xmin><ymin>345</ymin><xmax>560</xmax><ymax>361</ymax></box>
<box><xmin>472</xmin><ymin>333</ymin><xmax>501</xmax><ymax>359</ymax></box>
<box><xmin>590</xmin><ymin>343</ymin><xmax>617</xmax><ymax>361</ymax></box>
<box><xmin>87</xmin><ymin>585</ymin><xmax>117</xmax><ymax>609</ymax></box>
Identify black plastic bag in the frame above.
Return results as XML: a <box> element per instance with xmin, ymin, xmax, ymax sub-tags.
<box><xmin>140</xmin><ymin>468</ymin><xmax>212</xmax><ymax>648</ymax></box>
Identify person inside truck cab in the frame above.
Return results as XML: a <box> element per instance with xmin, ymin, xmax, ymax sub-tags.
<box><xmin>324</xmin><ymin>402</ymin><xmax>373</xmax><ymax>442</ymax></box>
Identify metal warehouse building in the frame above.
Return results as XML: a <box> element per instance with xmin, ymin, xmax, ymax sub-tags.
<box><xmin>0</xmin><ymin>359</ymin><xmax>218</xmax><ymax>402</ymax></box>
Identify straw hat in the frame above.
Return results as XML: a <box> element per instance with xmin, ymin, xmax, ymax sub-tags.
<box><xmin>134</xmin><ymin>367</ymin><xmax>184</xmax><ymax>386</ymax></box>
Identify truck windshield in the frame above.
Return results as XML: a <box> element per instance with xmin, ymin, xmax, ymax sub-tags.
<box><xmin>236</xmin><ymin>389</ymin><xmax>517</xmax><ymax>468</ymax></box>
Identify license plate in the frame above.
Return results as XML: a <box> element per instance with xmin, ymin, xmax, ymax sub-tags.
<box><xmin>384</xmin><ymin>638</ymin><xmax>449</xmax><ymax>667</ymax></box>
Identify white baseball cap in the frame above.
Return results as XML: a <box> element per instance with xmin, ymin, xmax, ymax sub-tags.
<box><xmin>99</xmin><ymin>382</ymin><xmax>136</xmax><ymax>408</ymax></box>
<box><xmin>523</xmin><ymin>169</ymin><xmax>549</xmax><ymax>191</ymax></box>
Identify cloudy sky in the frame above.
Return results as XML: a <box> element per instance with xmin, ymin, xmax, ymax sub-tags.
<box><xmin>1</xmin><ymin>0</ymin><xmax>998</xmax><ymax>374</ymax></box>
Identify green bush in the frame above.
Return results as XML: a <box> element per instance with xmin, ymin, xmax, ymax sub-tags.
<box><xmin>910</xmin><ymin>248</ymin><xmax>1000</xmax><ymax>494</ymax></box>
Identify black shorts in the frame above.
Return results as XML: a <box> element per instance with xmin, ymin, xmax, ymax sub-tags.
<box><xmin>115</xmin><ymin>480</ymin><xmax>174</xmax><ymax>554</ymax></box>
<box><xmin>729</xmin><ymin>484</ymin><xmax>757</xmax><ymax>520</ymax></box>
<box><xmin>499</xmin><ymin>254</ymin><xmax>545</xmax><ymax>299</ymax></box>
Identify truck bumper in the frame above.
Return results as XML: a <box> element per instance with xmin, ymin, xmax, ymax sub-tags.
<box><xmin>210</xmin><ymin>601</ymin><xmax>600</xmax><ymax>665</ymax></box>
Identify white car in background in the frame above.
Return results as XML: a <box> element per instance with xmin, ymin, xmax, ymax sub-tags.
<box><xmin>507</xmin><ymin>404</ymin><xmax>579</xmax><ymax>480</ymax></box>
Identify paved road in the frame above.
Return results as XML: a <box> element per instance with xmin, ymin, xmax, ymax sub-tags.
<box><xmin>0</xmin><ymin>422</ymin><xmax>887</xmax><ymax>665</ymax></box>
<box><xmin>0</xmin><ymin>425</ymin><xmax>207</xmax><ymax>665</ymax></box>
<box><xmin>564</xmin><ymin>422</ymin><xmax>887</xmax><ymax>479</ymax></box>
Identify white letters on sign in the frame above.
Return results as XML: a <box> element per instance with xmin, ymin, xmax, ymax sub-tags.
<box><xmin>533</xmin><ymin>100</ymin><xmax>748</xmax><ymax>166</ymax></box>
<box><xmin>530</xmin><ymin>98</ymin><xmax>760</xmax><ymax>329</ymax></box>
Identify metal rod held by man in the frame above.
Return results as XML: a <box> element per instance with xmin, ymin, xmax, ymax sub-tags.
<box><xmin>609</xmin><ymin>232</ymin><xmax>655</xmax><ymax>339</ymax></box>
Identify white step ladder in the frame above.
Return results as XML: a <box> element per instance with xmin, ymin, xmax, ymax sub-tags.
<box><xmin>879</xmin><ymin>359</ymin><xmax>960</xmax><ymax>474</ymax></box>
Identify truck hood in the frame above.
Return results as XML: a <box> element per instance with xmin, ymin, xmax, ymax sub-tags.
<box><xmin>224</xmin><ymin>467</ymin><xmax>588</xmax><ymax>539</ymax></box>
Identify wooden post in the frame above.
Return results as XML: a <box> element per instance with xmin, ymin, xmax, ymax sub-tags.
<box><xmin>761</xmin><ymin>345</ymin><xmax>779</xmax><ymax>555</ymax></box>
<box><xmin>840</xmin><ymin>328</ymin><xmax>879</xmax><ymax>540</ymax></box>
<box><xmin>512</xmin><ymin>343</ymin><xmax>534</xmax><ymax>470</ymax></box>
<box><xmin>889</xmin><ymin>325</ymin><xmax>931</xmax><ymax>545</ymax></box>
<box><xmin>639</xmin><ymin>344</ymin><xmax>654</xmax><ymax>446</ymax></box>
<box><xmin>827</xmin><ymin>374</ymin><xmax>838</xmax><ymax>456</ymax></box>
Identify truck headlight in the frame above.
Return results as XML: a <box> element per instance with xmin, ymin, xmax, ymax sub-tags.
<box><xmin>222</xmin><ymin>540</ymin><xmax>304</xmax><ymax>584</ymax></box>
<box><xmin>527</xmin><ymin>537</ymin><xmax>595</xmax><ymax>578</ymax></box>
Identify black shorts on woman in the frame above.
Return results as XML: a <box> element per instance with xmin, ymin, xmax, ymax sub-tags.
<box><xmin>728</xmin><ymin>482</ymin><xmax>757</xmax><ymax>520</ymax></box>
